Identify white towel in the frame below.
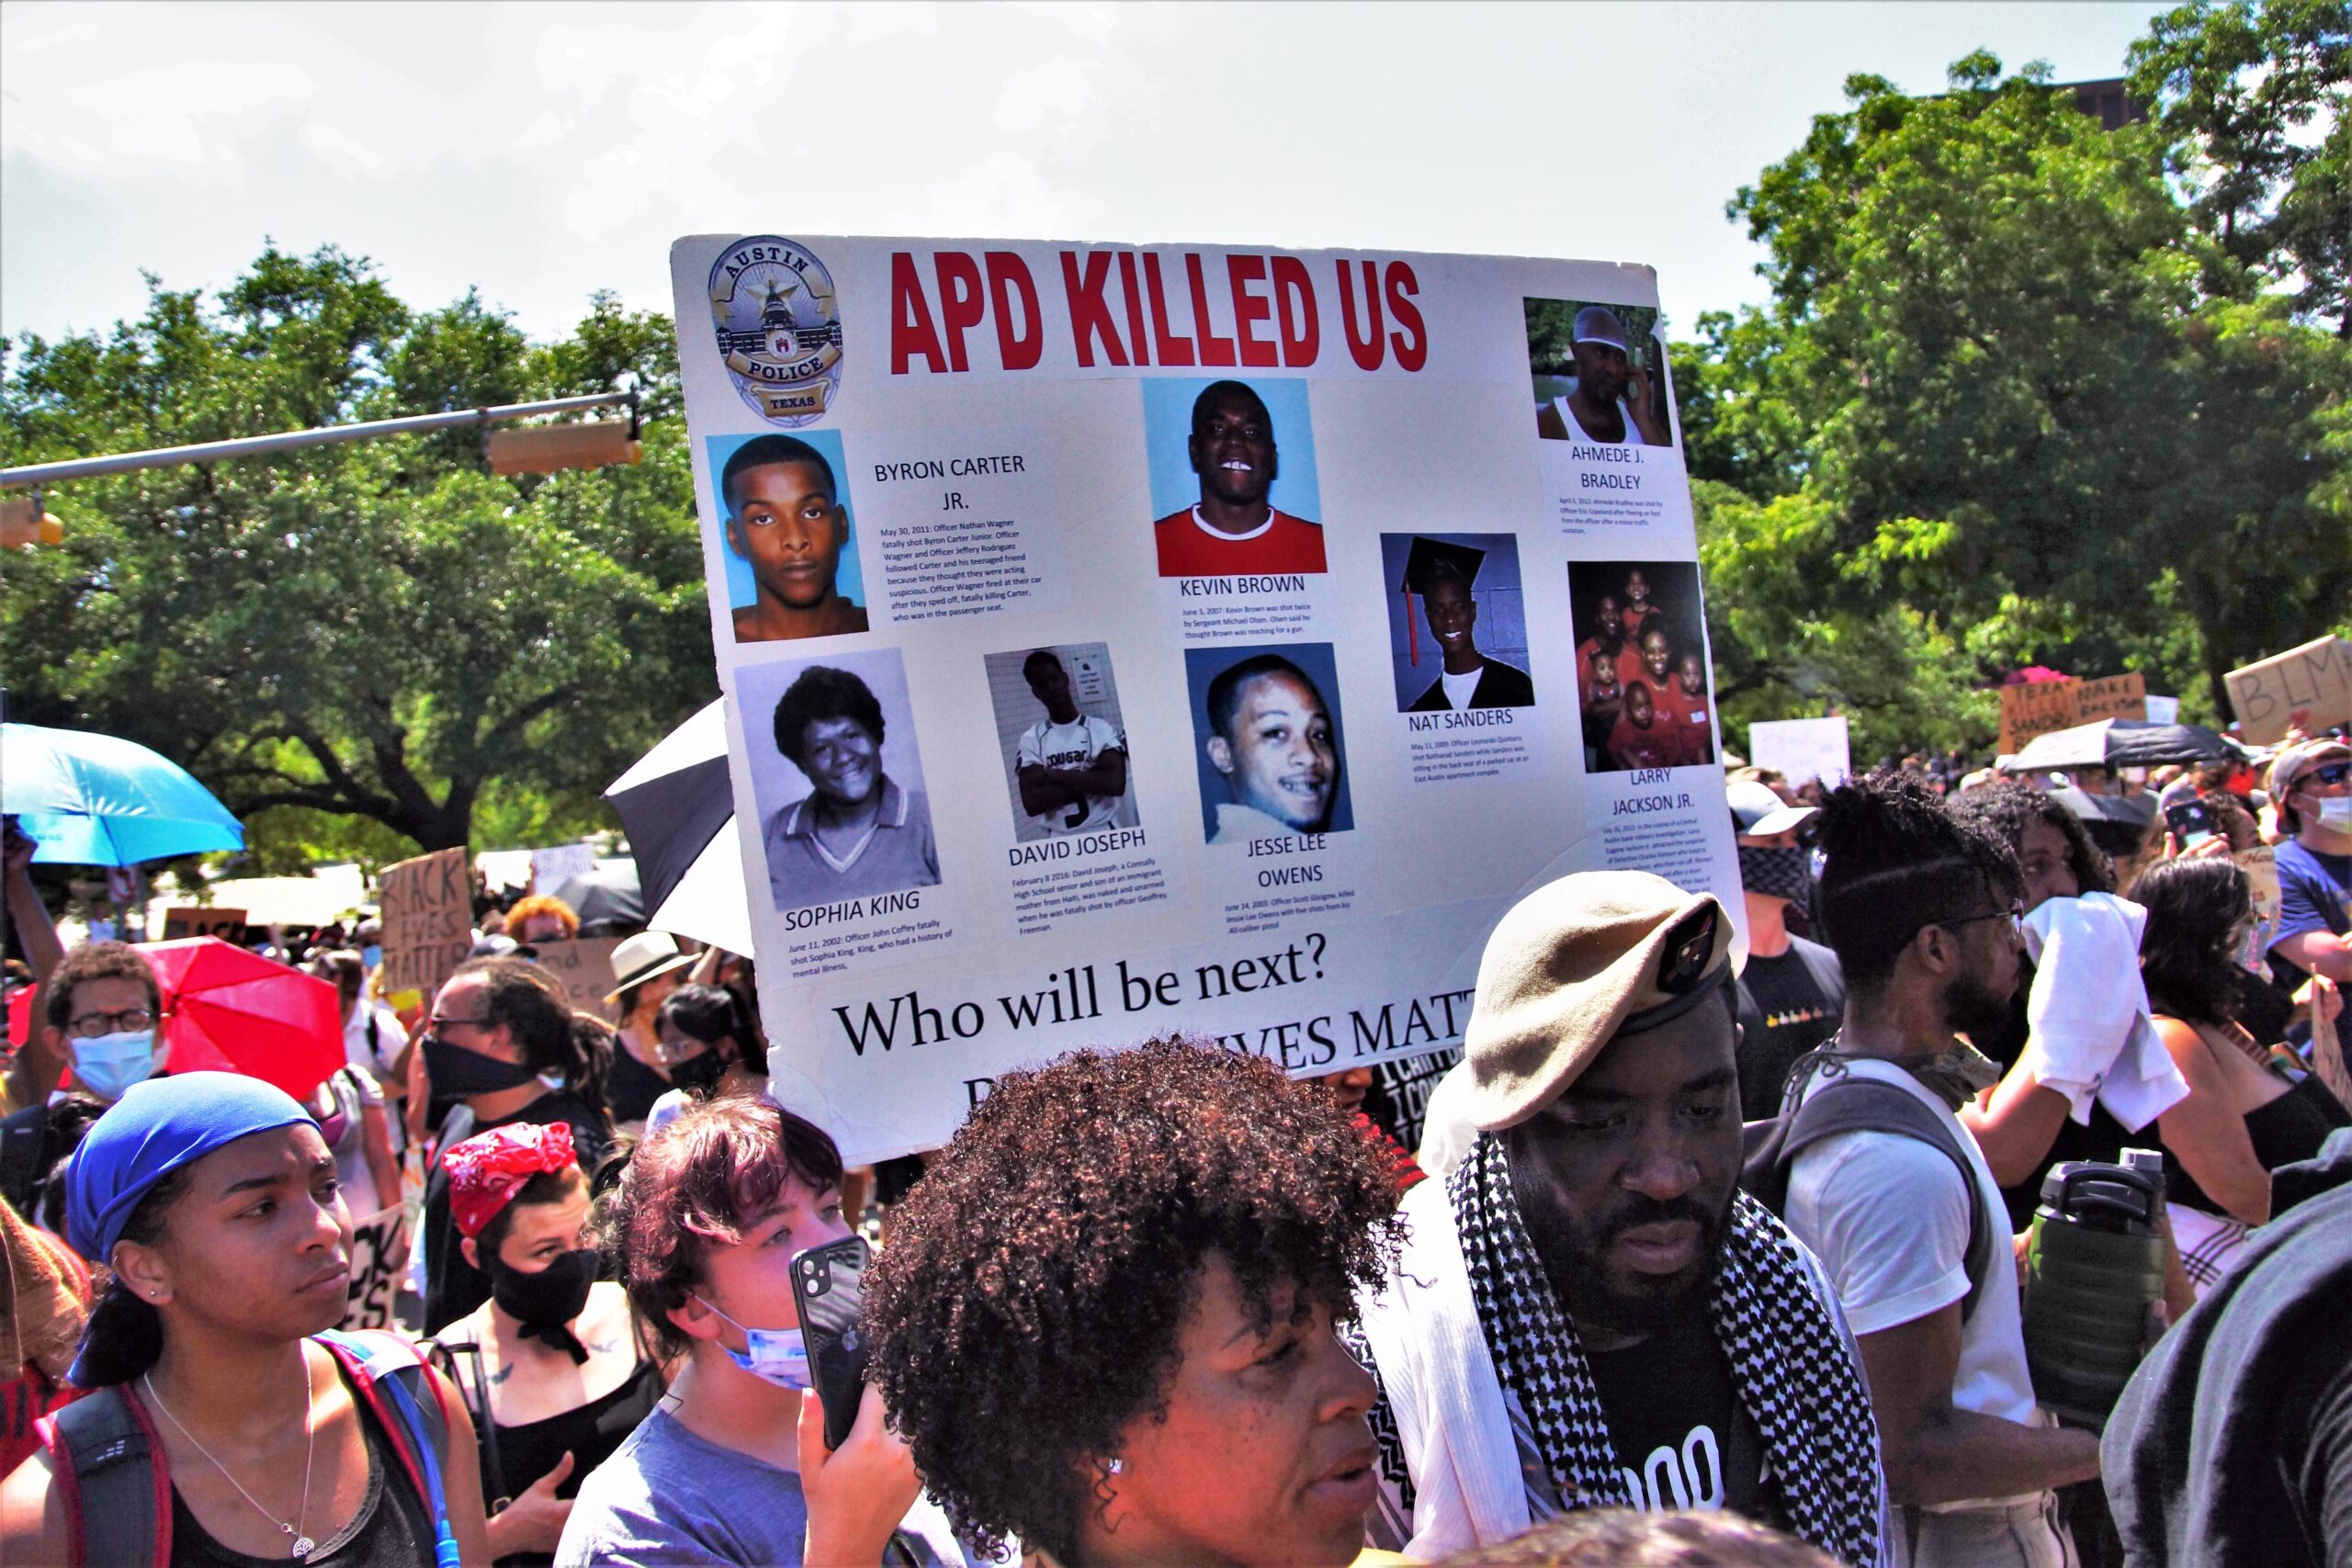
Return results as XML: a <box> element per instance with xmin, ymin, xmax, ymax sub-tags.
<box><xmin>2021</xmin><ymin>892</ymin><xmax>2188</xmax><ymax>1132</ymax></box>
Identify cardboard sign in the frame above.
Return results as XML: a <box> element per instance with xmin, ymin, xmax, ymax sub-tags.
<box><xmin>2224</xmin><ymin>635</ymin><xmax>2352</xmax><ymax>748</ymax></box>
<box><xmin>531</xmin><ymin>935</ymin><xmax>627</xmax><ymax>1026</ymax></box>
<box><xmin>159</xmin><ymin>907</ymin><xmax>247</xmax><ymax>942</ymax></box>
<box><xmin>338</xmin><ymin>1205</ymin><xmax>408</xmax><ymax>1332</ymax></box>
<box><xmin>1747</xmin><ymin>717</ymin><xmax>1851</xmax><ymax>788</ymax></box>
<box><xmin>2235</xmin><ymin>845</ymin><xmax>2281</xmax><ymax>953</ymax></box>
<box><xmin>1996</xmin><ymin>672</ymin><xmax>2147</xmax><ymax>757</ymax></box>
<box><xmin>377</xmin><ymin>847</ymin><xmax>472</xmax><ymax>1012</ymax></box>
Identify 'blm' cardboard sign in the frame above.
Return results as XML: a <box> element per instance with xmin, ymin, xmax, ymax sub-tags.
<box><xmin>2224</xmin><ymin>636</ymin><xmax>2352</xmax><ymax>748</ymax></box>
<box><xmin>378</xmin><ymin>847</ymin><xmax>472</xmax><ymax>1012</ymax></box>
<box><xmin>1997</xmin><ymin>672</ymin><xmax>2147</xmax><ymax>757</ymax></box>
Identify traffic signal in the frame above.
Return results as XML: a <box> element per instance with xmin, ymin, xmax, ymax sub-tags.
<box><xmin>484</xmin><ymin>419</ymin><xmax>643</xmax><ymax>477</ymax></box>
<box><xmin>0</xmin><ymin>493</ymin><xmax>62</xmax><ymax>549</ymax></box>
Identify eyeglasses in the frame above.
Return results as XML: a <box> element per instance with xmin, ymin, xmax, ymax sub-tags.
<box><xmin>65</xmin><ymin>1007</ymin><xmax>157</xmax><ymax>1039</ymax></box>
<box><xmin>1948</xmin><ymin>902</ymin><xmax>2027</xmax><ymax>942</ymax></box>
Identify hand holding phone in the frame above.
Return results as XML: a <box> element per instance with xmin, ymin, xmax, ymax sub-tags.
<box><xmin>790</xmin><ymin>1234</ymin><xmax>874</xmax><ymax>1452</ymax></box>
<box><xmin>2165</xmin><ymin>798</ymin><xmax>2216</xmax><ymax>852</ymax></box>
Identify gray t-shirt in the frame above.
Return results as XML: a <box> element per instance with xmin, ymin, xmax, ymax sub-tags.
<box><xmin>554</xmin><ymin>1406</ymin><xmax>968</xmax><ymax>1566</ymax></box>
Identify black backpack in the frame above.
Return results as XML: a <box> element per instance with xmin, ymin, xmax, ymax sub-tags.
<box><xmin>1742</xmin><ymin>1055</ymin><xmax>1996</xmax><ymax>1323</ymax></box>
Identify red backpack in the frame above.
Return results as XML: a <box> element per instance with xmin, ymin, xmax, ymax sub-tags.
<box><xmin>37</xmin><ymin>1329</ymin><xmax>462</xmax><ymax>1568</ymax></box>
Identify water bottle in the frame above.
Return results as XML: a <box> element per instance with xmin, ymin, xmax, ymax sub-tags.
<box><xmin>2021</xmin><ymin>1150</ymin><xmax>2166</xmax><ymax>1426</ymax></box>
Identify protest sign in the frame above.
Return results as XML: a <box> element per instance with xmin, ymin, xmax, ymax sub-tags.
<box><xmin>532</xmin><ymin>935</ymin><xmax>627</xmax><ymax>1025</ymax></box>
<box><xmin>2234</xmin><ymin>845</ymin><xmax>2280</xmax><ymax>948</ymax></box>
<box><xmin>2224</xmin><ymin>635</ymin><xmax>2352</xmax><ymax>747</ymax></box>
<box><xmin>668</xmin><ymin>235</ymin><xmax>1738</xmax><ymax>1162</ymax></box>
<box><xmin>529</xmin><ymin>842</ymin><xmax>597</xmax><ymax>892</ymax></box>
<box><xmin>1747</xmin><ymin>717</ymin><xmax>1850</xmax><ymax>789</ymax></box>
<box><xmin>338</xmin><ymin>1205</ymin><xmax>406</xmax><ymax>1331</ymax></box>
<box><xmin>1996</xmin><ymin>672</ymin><xmax>2146</xmax><ymax>756</ymax></box>
<box><xmin>2143</xmin><ymin>694</ymin><xmax>2180</xmax><ymax>725</ymax></box>
<box><xmin>159</xmin><ymin>906</ymin><xmax>247</xmax><ymax>941</ymax></box>
<box><xmin>377</xmin><ymin>847</ymin><xmax>471</xmax><ymax>1012</ymax></box>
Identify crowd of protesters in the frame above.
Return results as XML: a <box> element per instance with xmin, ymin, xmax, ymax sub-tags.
<box><xmin>0</xmin><ymin>720</ymin><xmax>2344</xmax><ymax>1567</ymax></box>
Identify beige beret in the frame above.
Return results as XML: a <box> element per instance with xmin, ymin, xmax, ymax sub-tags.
<box><xmin>1462</xmin><ymin>870</ymin><xmax>1736</xmax><ymax>1133</ymax></box>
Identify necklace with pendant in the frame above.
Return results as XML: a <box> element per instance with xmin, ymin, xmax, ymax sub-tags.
<box><xmin>142</xmin><ymin>1351</ymin><xmax>318</xmax><ymax>1559</ymax></box>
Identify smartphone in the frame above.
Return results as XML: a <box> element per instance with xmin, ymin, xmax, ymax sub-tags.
<box><xmin>2165</xmin><ymin>798</ymin><xmax>2216</xmax><ymax>851</ymax></box>
<box><xmin>789</xmin><ymin>1234</ymin><xmax>873</xmax><ymax>1451</ymax></box>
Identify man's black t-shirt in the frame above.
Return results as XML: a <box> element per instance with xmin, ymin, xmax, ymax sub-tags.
<box><xmin>421</xmin><ymin>1089</ymin><xmax>609</xmax><ymax>1333</ymax></box>
<box><xmin>1735</xmin><ymin>935</ymin><xmax>1847</xmax><ymax>1122</ymax></box>
<box><xmin>1582</xmin><ymin>1303</ymin><xmax>1783</xmax><ymax>1528</ymax></box>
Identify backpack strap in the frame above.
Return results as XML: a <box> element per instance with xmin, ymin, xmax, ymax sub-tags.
<box><xmin>1781</xmin><ymin>1077</ymin><xmax>1996</xmax><ymax>1323</ymax></box>
<box><xmin>1</xmin><ymin>1105</ymin><xmax>55</xmax><ymax>1218</ymax></box>
<box><xmin>316</xmin><ymin>1330</ymin><xmax>461</xmax><ymax>1568</ymax></box>
<box><xmin>40</xmin><ymin>1383</ymin><xmax>173</xmax><ymax>1568</ymax></box>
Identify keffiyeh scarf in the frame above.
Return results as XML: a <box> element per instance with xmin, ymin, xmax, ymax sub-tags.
<box><xmin>1451</xmin><ymin>1133</ymin><xmax>1882</xmax><ymax>1567</ymax></box>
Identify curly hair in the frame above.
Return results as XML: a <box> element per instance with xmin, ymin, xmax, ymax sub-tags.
<box><xmin>1815</xmin><ymin>770</ymin><xmax>2022</xmax><ymax>991</ymax></box>
<box><xmin>504</xmin><ymin>894</ymin><xmax>580</xmax><ymax>941</ymax></box>
<box><xmin>771</xmin><ymin>665</ymin><xmax>885</xmax><ymax>766</ymax></box>
<box><xmin>450</xmin><ymin>955</ymin><xmax>612</xmax><ymax>1123</ymax></box>
<box><xmin>862</xmin><ymin>1038</ymin><xmax>1403</xmax><ymax>1564</ymax></box>
<box><xmin>1947</xmin><ymin>782</ymin><xmax>2114</xmax><ymax>898</ymax></box>
<box><xmin>2131</xmin><ymin>856</ymin><xmax>2252</xmax><ymax>1030</ymax></box>
<box><xmin>43</xmin><ymin>942</ymin><xmax>162</xmax><ymax>1033</ymax></box>
<box><xmin>599</xmin><ymin>1092</ymin><xmax>842</xmax><ymax>1359</ymax></box>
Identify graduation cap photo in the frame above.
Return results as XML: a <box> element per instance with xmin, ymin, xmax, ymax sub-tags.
<box><xmin>1379</xmin><ymin>532</ymin><xmax>1536</xmax><ymax>714</ymax></box>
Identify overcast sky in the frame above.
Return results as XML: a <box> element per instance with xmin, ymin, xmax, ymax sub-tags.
<box><xmin>3</xmin><ymin>1</ymin><xmax>2169</xmax><ymax>350</ymax></box>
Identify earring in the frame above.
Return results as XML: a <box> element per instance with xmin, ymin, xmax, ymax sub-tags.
<box><xmin>1104</xmin><ymin>1458</ymin><xmax>1125</xmax><ymax>1475</ymax></box>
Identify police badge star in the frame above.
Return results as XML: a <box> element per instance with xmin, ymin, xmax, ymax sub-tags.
<box><xmin>709</xmin><ymin>236</ymin><xmax>844</xmax><ymax>426</ymax></box>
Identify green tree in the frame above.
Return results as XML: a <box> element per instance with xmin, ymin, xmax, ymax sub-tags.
<box><xmin>0</xmin><ymin>245</ymin><xmax>713</xmax><ymax>859</ymax></box>
<box><xmin>1691</xmin><ymin>48</ymin><xmax>2351</xmax><ymax>719</ymax></box>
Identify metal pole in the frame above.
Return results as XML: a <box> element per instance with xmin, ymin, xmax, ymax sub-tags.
<box><xmin>0</xmin><ymin>390</ymin><xmax>635</xmax><ymax>490</ymax></box>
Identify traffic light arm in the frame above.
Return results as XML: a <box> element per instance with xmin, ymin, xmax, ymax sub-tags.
<box><xmin>0</xmin><ymin>389</ymin><xmax>639</xmax><ymax>490</ymax></box>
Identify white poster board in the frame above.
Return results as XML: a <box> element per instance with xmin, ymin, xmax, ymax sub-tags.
<box><xmin>1747</xmin><ymin>717</ymin><xmax>1851</xmax><ymax>789</ymax></box>
<box><xmin>529</xmin><ymin>842</ymin><xmax>598</xmax><ymax>892</ymax></box>
<box><xmin>669</xmin><ymin>235</ymin><xmax>1739</xmax><ymax>1162</ymax></box>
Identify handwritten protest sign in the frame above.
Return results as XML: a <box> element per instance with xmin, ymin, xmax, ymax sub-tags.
<box><xmin>532</xmin><ymin>935</ymin><xmax>627</xmax><ymax>1026</ymax></box>
<box><xmin>159</xmin><ymin>907</ymin><xmax>247</xmax><ymax>941</ymax></box>
<box><xmin>2225</xmin><ymin>635</ymin><xmax>2352</xmax><ymax>748</ymax></box>
<box><xmin>1997</xmin><ymin>672</ymin><xmax>2147</xmax><ymax>756</ymax></box>
<box><xmin>338</xmin><ymin>1205</ymin><xmax>407</xmax><ymax>1331</ymax></box>
<box><xmin>2235</xmin><ymin>845</ymin><xmax>2281</xmax><ymax>952</ymax></box>
<box><xmin>377</xmin><ymin>847</ymin><xmax>471</xmax><ymax>1013</ymax></box>
<box><xmin>529</xmin><ymin>842</ymin><xmax>597</xmax><ymax>892</ymax></box>
<box><xmin>1747</xmin><ymin>717</ymin><xmax>1850</xmax><ymax>788</ymax></box>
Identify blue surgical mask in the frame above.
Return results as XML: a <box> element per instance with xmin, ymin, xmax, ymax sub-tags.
<box><xmin>361</xmin><ymin>944</ymin><xmax>383</xmax><ymax>970</ymax></box>
<box><xmin>73</xmin><ymin>1030</ymin><xmax>160</xmax><ymax>1101</ymax></box>
<box><xmin>695</xmin><ymin>1295</ymin><xmax>809</xmax><ymax>1389</ymax></box>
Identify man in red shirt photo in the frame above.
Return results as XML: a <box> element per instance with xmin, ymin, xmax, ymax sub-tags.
<box><xmin>1152</xmin><ymin>380</ymin><xmax>1328</xmax><ymax>577</ymax></box>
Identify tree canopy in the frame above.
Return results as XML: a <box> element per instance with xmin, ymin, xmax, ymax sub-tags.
<box><xmin>0</xmin><ymin>245</ymin><xmax>714</xmax><ymax>863</ymax></box>
<box><xmin>1679</xmin><ymin>5</ymin><xmax>2350</xmax><ymax>763</ymax></box>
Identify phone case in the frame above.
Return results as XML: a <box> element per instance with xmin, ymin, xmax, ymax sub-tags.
<box><xmin>790</xmin><ymin>1235</ymin><xmax>873</xmax><ymax>1451</ymax></box>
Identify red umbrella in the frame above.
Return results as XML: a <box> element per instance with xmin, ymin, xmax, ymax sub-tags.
<box><xmin>141</xmin><ymin>938</ymin><xmax>345</xmax><ymax>1100</ymax></box>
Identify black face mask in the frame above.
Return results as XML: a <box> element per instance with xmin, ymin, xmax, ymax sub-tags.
<box><xmin>1737</xmin><ymin>844</ymin><xmax>1812</xmax><ymax>905</ymax></box>
<box><xmin>667</xmin><ymin>1048</ymin><xmax>729</xmax><ymax>1098</ymax></box>
<box><xmin>424</xmin><ymin>1035</ymin><xmax>539</xmax><ymax>1099</ymax></box>
<box><xmin>486</xmin><ymin>1247</ymin><xmax>600</xmax><ymax>1362</ymax></box>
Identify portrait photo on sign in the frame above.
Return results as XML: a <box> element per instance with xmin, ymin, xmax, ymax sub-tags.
<box><xmin>1142</xmin><ymin>376</ymin><xmax>1327</xmax><ymax>578</ymax></box>
<box><xmin>1569</xmin><ymin>559</ymin><xmax>1716</xmax><ymax>773</ymax></box>
<box><xmin>1525</xmin><ymin>298</ymin><xmax>1675</xmax><ymax>448</ymax></box>
<box><xmin>983</xmin><ymin>642</ymin><xmax>1140</xmax><ymax>843</ymax></box>
<box><xmin>738</xmin><ymin>648</ymin><xmax>941</xmax><ymax>912</ymax></box>
<box><xmin>707</xmin><ymin>428</ymin><xmax>869</xmax><ymax>643</ymax></box>
<box><xmin>1183</xmin><ymin>641</ymin><xmax>1353</xmax><ymax>844</ymax></box>
<box><xmin>1379</xmin><ymin>533</ymin><xmax>1535</xmax><ymax>714</ymax></box>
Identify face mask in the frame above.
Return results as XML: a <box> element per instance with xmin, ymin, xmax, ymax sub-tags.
<box><xmin>2315</xmin><ymin>796</ymin><xmax>2352</xmax><ymax>830</ymax></box>
<box><xmin>1737</xmin><ymin>844</ymin><xmax>1811</xmax><ymax>905</ymax></box>
<box><xmin>361</xmin><ymin>944</ymin><xmax>383</xmax><ymax>971</ymax></box>
<box><xmin>424</xmin><ymin>1035</ymin><xmax>539</xmax><ymax>1099</ymax></box>
<box><xmin>1887</xmin><ymin>1041</ymin><xmax>2006</xmax><ymax>1111</ymax></box>
<box><xmin>488</xmin><ymin>1246</ymin><xmax>599</xmax><ymax>1334</ymax></box>
<box><xmin>667</xmin><ymin>1049</ymin><xmax>729</xmax><ymax>1098</ymax></box>
<box><xmin>72</xmin><ymin>1030</ymin><xmax>159</xmax><ymax>1101</ymax></box>
<box><xmin>315</xmin><ymin>1104</ymin><xmax>350</xmax><ymax>1145</ymax></box>
<box><xmin>695</xmin><ymin>1295</ymin><xmax>810</xmax><ymax>1389</ymax></box>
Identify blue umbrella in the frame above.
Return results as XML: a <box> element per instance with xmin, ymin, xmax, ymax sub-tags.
<box><xmin>0</xmin><ymin>722</ymin><xmax>244</xmax><ymax>866</ymax></box>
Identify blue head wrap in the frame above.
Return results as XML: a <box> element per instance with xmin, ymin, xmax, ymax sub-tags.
<box><xmin>64</xmin><ymin>1071</ymin><xmax>311</xmax><ymax>1264</ymax></box>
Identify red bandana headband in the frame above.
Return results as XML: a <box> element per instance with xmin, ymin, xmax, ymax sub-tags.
<box><xmin>442</xmin><ymin>1121</ymin><xmax>578</xmax><ymax>1239</ymax></box>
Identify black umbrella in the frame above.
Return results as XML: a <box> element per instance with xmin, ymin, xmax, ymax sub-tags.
<box><xmin>549</xmin><ymin>862</ymin><xmax>644</xmax><ymax>934</ymax></box>
<box><xmin>603</xmin><ymin>699</ymin><xmax>731</xmax><ymax>917</ymax></box>
<box><xmin>2007</xmin><ymin>720</ymin><xmax>2230</xmax><ymax>773</ymax></box>
<box><xmin>2048</xmin><ymin>787</ymin><xmax>2158</xmax><ymax>858</ymax></box>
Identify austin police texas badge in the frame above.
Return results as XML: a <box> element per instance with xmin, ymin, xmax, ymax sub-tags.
<box><xmin>709</xmin><ymin>236</ymin><xmax>843</xmax><ymax>426</ymax></box>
